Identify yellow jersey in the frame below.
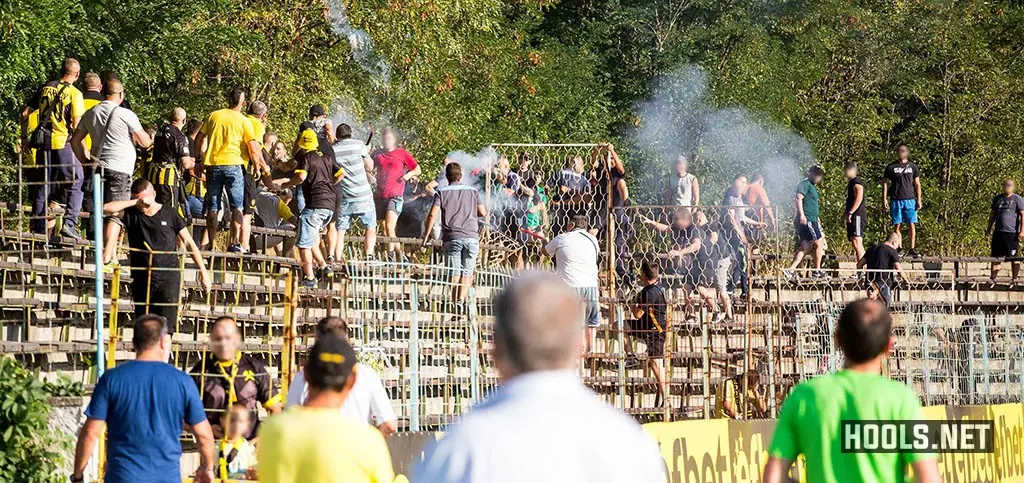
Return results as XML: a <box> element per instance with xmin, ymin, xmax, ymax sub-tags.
<box><xmin>23</xmin><ymin>110</ymin><xmax>40</xmax><ymax>166</ymax></box>
<box><xmin>34</xmin><ymin>80</ymin><xmax>85</xmax><ymax>149</ymax></box>
<box><xmin>243</xmin><ymin>114</ymin><xmax>266</xmax><ymax>172</ymax></box>
<box><xmin>200</xmin><ymin>108</ymin><xmax>255</xmax><ymax>167</ymax></box>
<box><xmin>81</xmin><ymin>92</ymin><xmax>103</xmax><ymax>153</ymax></box>
<box><xmin>257</xmin><ymin>407</ymin><xmax>394</xmax><ymax>483</ymax></box>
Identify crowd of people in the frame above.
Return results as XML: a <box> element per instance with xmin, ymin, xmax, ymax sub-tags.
<box><xmin>71</xmin><ymin>277</ymin><xmax>941</xmax><ymax>483</ymax></box>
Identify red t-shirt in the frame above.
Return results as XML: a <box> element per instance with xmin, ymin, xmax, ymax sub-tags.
<box><xmin>372</xmin><ymin>148</ymin><xmax>418</xmax><ymax>199</ymax></box>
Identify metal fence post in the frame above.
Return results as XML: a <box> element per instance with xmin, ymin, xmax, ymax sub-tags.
<box><xmin>468</xmin><ymin>285</ymin><xmax>480</xmax><ymax>403</ymax></box>
<box><xmin>410</xmin><ymin>283</ymin><xmax>421</xmax><ymax>431</ymax></box>
<box><xmin>981</xmin><ymin>315</ymin><xmax>990</xmax><ymax>404</ymax></box>
<box><xmin>921</xmin><ymin>320</ymin><xmax>930</xmax><ymax>406</ymax></box>
<box><xmin>281</xmin><ymin>271</ymin><xmax>296</xmax><ymax>397</ymax></box>
<box><xmin>615</xmin><ymin>305</ymin><xmax>625</xmax><ymax>411</ymax></box>
<box><xmin>93</xmin><ymin>170</ymin><xmax>105</xmax><ymax>378</ymax></box>
<box><xmin>701</xmin><ymin>306</ymin><xmax>710</xmax><ymax>419</ymax></box>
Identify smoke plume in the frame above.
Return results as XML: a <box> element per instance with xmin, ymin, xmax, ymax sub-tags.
<box><xmin>629</xmin><ymin>64</ymin><xmax>815</xmax><ymax>209</ymax></box>
<box><xmin>324</xmin><ymin>0</ymin><xmax>390</xmax><ymax>85</ymax></box>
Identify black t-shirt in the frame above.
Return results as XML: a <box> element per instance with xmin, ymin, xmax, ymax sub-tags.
<box><xmin>846</xmin><ymin>177</ymin><xmax>866</xmax><ymax>216</ymax></box>
<box><xmin>884</xmin><ymin>161</ymin><xmax>919</xmax><ymax>200</ymax></box>
<box><xmin>152</xmin><ymin>124</ymin><xmax>190</xmax><ymax>167</ymax></box>
<box><xmin>122</xmin><ymin>204</ymin><xmax>186</xmax><ymax>273</ymax></box>
<box><xmin>294</xmin><ymin>139</ymin><xmax>337</xmax><ymax>211</ymax></box>
<box><xmin>635</xmin><ymin>283</ymin><xmax>667</xmax><ymax>332</ymax></box>
<box><xmin>865</xmin><ymin>243</ymin><xmax>899</xmax><ymax>283</ymax></box>
<box><xmin>189</xmin><ymin>352</ymin><xmax>276</xmax><ymax>439</ymax></box>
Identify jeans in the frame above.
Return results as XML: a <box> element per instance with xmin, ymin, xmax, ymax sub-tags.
<box><xmin>443</xmin><ymin>238</ymin><xmax>480</xmax><ymax>276</ymax></box>
<box><xmin>49</xmin><ymin>146</ymin><xmax>84</xmax><ymax>230</ymax></box>
<box><xmin>297</xmin><ymin>208</ymin><xmax>333</xmax><ymax>249</ymax></box>
<box><xmin>204</xmin><ymin>165</ymin><xmax>244</xmax><ymax>212</ymax></box>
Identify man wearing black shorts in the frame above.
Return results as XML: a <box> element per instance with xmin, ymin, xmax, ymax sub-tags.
<box><xmin>845</xmin><ymin>163</ymin><xmax>867</xmax><ymax>262</ymax></box>
<box><xmin>785</xmin><ymin>166</ymin><xmax>826</xmax><ymax>279</ymax></box>
<box><xmin>628</xmin><ymin>261</ymin><xmax>668</xmax><ymax>406</ymax></box>
<box><xmin>150</xmin><ymin>108</ymin><xmax>194</xmax><ymax>220</ymax></box>
<box><xmin>104</xmin><ymin>179</ymin><xmax>212</xmax><ymax>330</ymax></box>
<box><xmin>986</xmin><ymin>179</ymin><xmax>1024</xmax><ymax>281</ymax></box>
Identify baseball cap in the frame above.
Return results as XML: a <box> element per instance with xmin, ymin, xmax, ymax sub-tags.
<box><xmin>297</xmin><ymin>129</ymin><xmax>319</xmax><ymax>151</ymax></box>
<box><xmin>309</xmin><ymin>104</ymin><xmax>326</xmax><ymax>118</ymax></box>
<box><xmin>305</xmin><ymin>333</ymin><xmax>357</xmax><ymax>391</ymax></box>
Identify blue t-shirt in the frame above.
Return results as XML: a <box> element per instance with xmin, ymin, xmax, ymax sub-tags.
<box><xmin>85</xmin><ymin>360</ymin><xmax>207</xmax><ymax>483</ymax></box>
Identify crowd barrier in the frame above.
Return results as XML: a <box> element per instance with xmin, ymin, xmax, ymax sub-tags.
<box><xmin>383</xmin><ymin>403</ymin><xmax>1024</xmax><ymax>483</ymax></box>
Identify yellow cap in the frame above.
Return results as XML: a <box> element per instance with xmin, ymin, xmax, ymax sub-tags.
<box><xmin>298</xmin><ymin>129</ymin><xmax>318</xmax><ymax>151</ymax></box>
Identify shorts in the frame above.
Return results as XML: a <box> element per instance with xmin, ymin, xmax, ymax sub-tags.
<box><xmin>297</xmin><ymin>208</ymin><xmax>333</xmax><ymax>249</ymax></box>
<box><xmin>627</xmin><ymin>319</ymin><xmax>666</xmax><ymax>358</ymax></box>
<box><xmin>575</xmin><ymin>286</ymin><xmax>600</xmax><ymax>328</ymax></box>
<box><xmin>714</xmin><ymin>258</ymin><xmax>731</xmax><ymax>293</ymax></box>
<box><xmin>795</xmin><ymin>220</ymin><xmax>823</xmax><ymax>243</ymax></box>
<box><xmin>846</xmin><ymin>214</ymin><xmax>866</xmax><ymax>239</ymax></box>
<box><xmin>890</xmin><ymin>199</ymin><xmax>918</xmax><ymax>225</ymax></box>
<box><xmin>104</xmin><ymin>169</ymin><xmax>132</xmax><ymax>203</ymax></box>
<box><xmin>336</xmin><ymin>198</ymin><xmax>377</xmax><ymax>230</ymax></box>
<box><xmin>204</xmin><ymin>165</ymin><xmax>245</xmax><ymax>212</ymax></box>
<box><xmin>242</xmin><ymin>171</ymin><xmax>258</xmax><ymax>215</ymax></box>
<box><xmin>376</xmin><ymin>196</ymin><xmax>404</xmax><ymax>219</ymax></box>
<box><xmin>991</xmin><ymin>231</ymin><xmax>1020</xmax><ymax>258</ymax></box>
<box><xmin>443</xmin><ymin>238</ymin><xmax>480</xmax><ymax>276</ymax></box>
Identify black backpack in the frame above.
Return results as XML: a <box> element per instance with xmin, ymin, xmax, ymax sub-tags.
<box><xmin>28</xmin><ymin>82</ymin><xmax>71</xmax><ymax>149</ymax></box>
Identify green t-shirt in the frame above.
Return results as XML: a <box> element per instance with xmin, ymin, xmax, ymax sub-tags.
<box><xmin>796</xmin><ymin>178</ymin><xmax>820</xmax><ymax>222</ymax></box>
<box><xmin>769</xmin><ymin>370</ymin><xmax>933</xmax><ymax>483</ymax></box>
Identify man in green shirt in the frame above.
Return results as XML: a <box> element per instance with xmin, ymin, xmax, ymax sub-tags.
<box><xmin>785</xmin><ymin>165</ymin><xmax>826</xmax><ymax>280</ymax></box>
<box><xmin>763</xmin><ymin>299</ymin><xmax>940</xmax><ymax>483</ymax></box>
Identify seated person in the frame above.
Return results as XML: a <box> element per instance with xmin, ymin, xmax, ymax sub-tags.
<box><xmin>216</xmin><ymin>402</ymin><xmax>258</xmax><ymax>480</ymax></box>
<box><xmin>715</xmin><ymin>370</ymin><xmax>767</xmax><ymax>420</ymax></box>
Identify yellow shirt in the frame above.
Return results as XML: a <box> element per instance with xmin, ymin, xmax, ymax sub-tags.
<box><xmin>81</xmin><ymin>93</ymin><xmax>102</xmax><ymax>153</ymax></box>
<box><xmin>35</xmin><ymin>81</ymin><xmax>85</xmax><ymax>149</ymax></box>
<box><xmin>23</xmin><ymin>110</ymin><xmax>40</xmax><ymax>166</ymax></box>
<box><xmin>258</xmin><ymin>407</ymin><xmax>394</xmax><ymax>483</ymax></box>
<box><xmin>243</xmin><ymin>115</ymin><xmax>266</xmax><ymax>171</ymax></box>
<box><xmin>714</xmin><ymin>379</ymin><xmax>760</xmax><ymax>419</ymax></box>
<box><xmin>201</xmin><ymin>108</ymin><xmax>255</xmax><ymax>167</ymax></box>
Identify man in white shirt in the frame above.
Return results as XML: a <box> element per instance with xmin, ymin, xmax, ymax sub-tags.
<box><xmin>541</xmin><ymin>215</ymin><xmax>601</xmax><ymax>353</ymax></box>
<box><xmin>70</xmin><ymin>79</ymin><xmax>151</xmax><ymax>266</ymax></box>
<box><xmin>414</xmin><ymin>272</ymin><xmax>664</xmax><ymax>483</ymax></box>
<box><xmin>285</xmin><ymin>316</ymin><xmax>397</xmax><ymax>437</ymax></box>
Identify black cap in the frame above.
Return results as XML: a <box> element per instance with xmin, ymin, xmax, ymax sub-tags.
<box><xmin>309</xmin><ymin>104</ymin><xmax>325</xmax><ymax>118</ymax></box>
<box><xmin>306</xmin><ymin>333</ymin><xmax>357</xmax><ymax>391</ymax></box>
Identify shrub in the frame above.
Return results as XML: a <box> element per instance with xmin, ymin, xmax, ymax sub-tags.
<box><xmin>0</xmin><ymin>358</ymin><xmax>72</xmax><ymax>483</ymax></box>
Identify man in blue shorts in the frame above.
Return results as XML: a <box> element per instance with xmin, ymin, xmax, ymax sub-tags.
<box><xmin>882</xmin><ymin>144</ymin><xmax>922</xmax><ymax>258</ymax></box>
<box><xmin>785</xmin><ymin>165</ymin><xmax>826</xmax><ymax>279</ymax></box>
<box><xmin>422</xmin><ymin>162</ymin><xmax>488</xmax><ymax>313</ymax></box>
<box><xmin>330</xmin><ymin>123</ymin><xmax>377</xmax><ymax>261</ymax></box>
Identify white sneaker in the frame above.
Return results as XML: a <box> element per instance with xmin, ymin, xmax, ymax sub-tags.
<box><xmin>783</xmin><ymin>270</ymin><xmax>795</xmax><ymax>280</ymax></box>
<box><xmin>711</xmin><ymin>312</ymin><xmax>727</xmax><ymax>323</ymax></box>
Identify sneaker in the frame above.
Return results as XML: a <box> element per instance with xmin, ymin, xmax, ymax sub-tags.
<box><xmin>300</xmin><ymin>277</ymin><xmax>317</xmax><ymax>289</ymax></box>
<box><xmin>60</xmin><ymin>225</ymin><xmax>83</xmax><ymax>241</ymax></box>
<box><xmin>624</xmin><ymin>355</ymin><xmax>642</xmax><ymax>369</ymax></box>
<box><xmin>102</xmin><ymin>261</ymin><xmax>119</xmax><ymax>274</ymax></box>
<box><xmin>327</xmin><ymin>255</ymin><xmax>336</xmax><ymax>264</ymax></box>
<box><xmin>227</xmin><ymin>244</ymin><xmax>243</xmax><ymax>253</ymax></box>
<box><xmin>711</xmin><ymin>312</ymin><xmax>727</xmax><ymax>323</ymax></box>
<box><xmin>898</xmin><ymin>249</ymin><xmax>908</xmax><ymax>258</ymax></box>
<box><xmin>783</xmin><ymin>269</ymin><xmax>795</xmax><ymax>280</ymax></box>
<box><xmin>812</xmin><ymin>270</ymin><xmax>828</xmax><ymax>279</ymax></box>
<box><xmin>908</xmin><ymin>249</ymin><xmax>922</xmax><ymax>259</ymax></box>
<box><xmin>322</xmin><ymin>265</ymin><xmax>334</xmax><ymax>278</ymax></box>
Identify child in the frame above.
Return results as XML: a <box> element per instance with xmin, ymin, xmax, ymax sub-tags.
<box><xmin>217</xmin><ymin>402</ymin><xmax>258</xmax><ymax>480</ymax></box>
<box><xmin>627</xmin><ymin>261</ymin><xmax>669</xmax><ymax>407</ymax></box>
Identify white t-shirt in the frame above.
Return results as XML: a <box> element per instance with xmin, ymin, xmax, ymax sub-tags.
<box><xmin>78</xmin><ymin>101</ymin><xmax>143</xmax><ymax>175</ymax></box>
<box><xmin>671</xmin><ymin>172</ymin><xmax>697</xmax><ymax>206</ymax></box>
<box><xmin>285</xmin><ymin>363</ymin><xmax>397</xmax><ymax>428</ymax></box>
<box><xmin>544</xmin><ymin>229</ymin><xmax>600</xmax><ymax>288</ymax></box>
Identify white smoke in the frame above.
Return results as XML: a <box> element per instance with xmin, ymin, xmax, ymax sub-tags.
<box><xmin>629</xmin><ymin>64</ymin><xmax>815</xmax><ymax>208</ymax></box>
<box><xmin>324</xmin><ymin>0</ymin><xmax>391</xmax><ymax>85</ymax></box>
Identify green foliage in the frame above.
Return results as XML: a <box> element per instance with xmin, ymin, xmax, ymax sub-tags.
<box><xmin>0</xmin><ymin>358</ymin><xmax>72</xmax><ymax>483</ymax></box>
<box><xmin>2</xmin><ymin>0</ymin><xmax>1023</xmax><ymax>254</ymax></box>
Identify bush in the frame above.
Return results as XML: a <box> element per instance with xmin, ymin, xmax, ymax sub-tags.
<box><xmin>0</xmin><ymin>358</ymin><xmax>72</xmax><ymax>483</ymax></box>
